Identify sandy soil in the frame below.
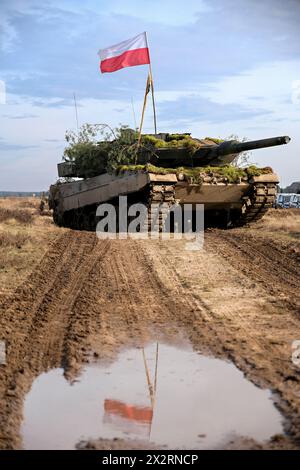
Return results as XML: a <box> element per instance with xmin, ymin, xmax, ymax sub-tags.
<box><xmin>0</xmin><ymin>203</ymin><xmax>299</xmax><ymax>450</ymax></box>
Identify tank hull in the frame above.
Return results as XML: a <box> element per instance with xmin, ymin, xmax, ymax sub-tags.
<box><xmin>49</xmin><ymin>170</ymin><xmax>279</xmax><ymax>230</ymax></box>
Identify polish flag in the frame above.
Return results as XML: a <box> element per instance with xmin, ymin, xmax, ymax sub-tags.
<box><xmin>98</xmin><ymin>32</ymin><xmax>150</xmax><ymax>74</ymax></box>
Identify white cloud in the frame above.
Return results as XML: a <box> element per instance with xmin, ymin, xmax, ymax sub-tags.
<box><xmin>0</xmin><ymin>79</ymin><xmax>6</xmax><ymax>104</ymax></box>
<box><xmin>183</xmin><ymin>60</ymin><xmax>300</xmax><ymax>186</ymax></box>
<box><xmin>0</xmin><ymin>15</ymin><xmax>18</xmax><ymax>52</ymax></box>
<box><xmin>0</xmin><ymin>0</ymin><xmax>38</xmax><ymax>52</ymax></box>
<box><xmin>200</xmin><ymin>60</ymin><xmax>300</xmax><ymax>110</ymax></box>
<box><xmin>0</xmin><ymin>0</ymin><xmax>210</xmax><ymax>55</ymax></box>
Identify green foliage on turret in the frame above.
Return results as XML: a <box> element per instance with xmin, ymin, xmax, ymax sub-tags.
<box><xmin>62</xmin><ymin>124</ymin><xmax>253</xmax><ymax>179</ymax></box>
<box><xmin>63</xmin><ymin>124</ymin><xmax>140</xmax><ymax>177</ymax></box>
<box><xmin>62</xmin><ymin>124</ymin><xmax>207</xmax><ymax>177</ymax></box>
<box><xmin>115</xmin><ymin>163</ymin><xmax>274</xmax><ymax>184</ymax></box>
<box><xmin>142</xmin><ymin>134</ymin><xmax>201</xmax><ymax>153</ymax></box>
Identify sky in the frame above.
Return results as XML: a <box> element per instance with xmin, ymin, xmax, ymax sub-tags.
<box><xmin>0</xmin><ymin>0</ymin><xmax>299</xmax><ymax>191</ymax></box>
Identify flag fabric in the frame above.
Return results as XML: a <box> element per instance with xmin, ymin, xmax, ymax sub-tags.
<box><xmin>98</xmin><ymin>32</ymin><xmax>150</xmax><ymax>73</ymax></box>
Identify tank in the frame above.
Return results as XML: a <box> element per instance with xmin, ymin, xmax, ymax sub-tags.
<box><xmin>49</xmin><ymin>133</ymin><xmax>290</xmax><ymax>230</ymax></box>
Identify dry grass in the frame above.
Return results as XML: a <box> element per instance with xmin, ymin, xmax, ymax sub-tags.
<box><xmin>0</xmin><ymin>232</ymin><xmax>31</xmax><ymax>249</ymax></box>
<box><xmin>255</xmin><ymin>209</ymin><xmax>300</xmax><ymax>234</ymax></box>
<box><xmin>0</xmin><ymin>197</ymin><xmax>39</xmax><ymax>209</ymax></box>
<box><xmin>0</xmin><ymin>197</ymin><xmax>61</xmax><ymax>296</ymax></box>
<box><xmin>17</xmin><ymin>199</ymin><xmax>39</xmax><ymax>209</ymax></box>
<box><xmin>249</xmin><ymin>208</ymin><xmax>300</xmax><ymax>255</ymax></box>
<box><xmin>0</xmin><ymin>207</ymin><xmax>34</xmax><ymax>224</ymax></box>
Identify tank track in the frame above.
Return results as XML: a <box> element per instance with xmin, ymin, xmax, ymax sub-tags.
<box><xmin>232</xmin><ymin>181</ymin><xmax>277</xmax><ymax>227</ymax></box>
<box><xmin>144</xmin><ymin>180</ymin><xmax>277</xmax><ymax>231</ymax></box>
<box><xmin>143</xmin><ymin>182</ymin><xmax>177</xmax><ymax>232</ymax></box>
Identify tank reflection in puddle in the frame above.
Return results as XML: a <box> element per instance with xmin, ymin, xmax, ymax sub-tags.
<box><xmin>21</xmin><ymin>342</ymin><xmax>284</xmax><ymax>449</ymax></box>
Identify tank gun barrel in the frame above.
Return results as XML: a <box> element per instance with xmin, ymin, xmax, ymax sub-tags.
<box><xmin>192</xmin><ymin>135</ymin><xmax>291</xmax><ymax>165</ymax></box>
<box><xmin>216</xmin><ymin>135</ymin><xmax>291</xmax><ymax>156</ymax></box>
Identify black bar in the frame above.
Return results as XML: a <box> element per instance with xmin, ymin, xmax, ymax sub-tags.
<box><xmin>0</xmin><ymin>449</ymin><xmax>299</xmax><ymax>467</ymax></box>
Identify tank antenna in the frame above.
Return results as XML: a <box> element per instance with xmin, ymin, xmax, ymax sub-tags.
<box><xmin>73</xmin><ymin>92</ymin><xmax>79</xmax><ymax>132</ymax></box>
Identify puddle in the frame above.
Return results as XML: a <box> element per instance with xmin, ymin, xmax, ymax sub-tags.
<box><xmin>21</xmin><ymin>342</ymin><xmax>284</xmax><ymax>449</ymax></box>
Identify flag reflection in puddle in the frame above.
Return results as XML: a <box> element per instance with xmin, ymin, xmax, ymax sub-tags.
<box><xmin>103</xmin><ymin>343</ymin><xmax>159</xmax><ymax>439</ymax></box>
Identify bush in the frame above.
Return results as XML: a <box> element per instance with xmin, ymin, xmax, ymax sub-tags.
<box><xmin>0</xmin><ymin>208</ymin><xmax>34</xmax><ymax>224</ymax></box>
<box><xmin>0</xmin><ymin>232</ymin><xmax>31</xmax><ymax>248</ymax></box>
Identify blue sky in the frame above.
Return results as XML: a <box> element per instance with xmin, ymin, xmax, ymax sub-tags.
<box><xmin>0</xmin><ymin>0</ymin><xmax>299</xmax><ymax>190</ymax></box>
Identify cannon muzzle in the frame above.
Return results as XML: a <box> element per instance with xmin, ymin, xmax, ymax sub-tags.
<box><xmin>193</xmin><ymin>135</ymin><xmax>291</xmax><ymax>165</ymax></box>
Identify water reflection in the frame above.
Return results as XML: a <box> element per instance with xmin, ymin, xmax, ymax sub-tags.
<box><xmin>103</xmin><ymin>344</ymin><xmax>159</xmax><ymax>439</ymax></box>
<box><xmin>21</xmin><ymin>342</ymin><xmax>284</xmax><ymax>450</ymax></box>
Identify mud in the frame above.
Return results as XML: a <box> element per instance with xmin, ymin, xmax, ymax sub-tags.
<box><xmin>0</xmin><ymin>228</ymin><xmax>299</xmax><ymax>449</ymax></box>
<box><xmin>21</xmin><ymin>342</ymin><xmax>283</xmax><ymax>450</ymax></box>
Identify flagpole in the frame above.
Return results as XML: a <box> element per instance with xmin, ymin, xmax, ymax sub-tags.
<box><xmin>145</xmin><ymin>32</ymin><xmax>157</xmax><ymax>135</ymax></box>
<box><xmin>138</xmin><ymin>73</ymin><xmax>150</xmax><ymax>145</ymax></box>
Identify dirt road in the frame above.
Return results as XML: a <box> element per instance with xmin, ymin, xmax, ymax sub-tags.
<box><xmin>0</xmin><ymin>227</ymin><xmax>299</xmax><ymax>449</ymax></box>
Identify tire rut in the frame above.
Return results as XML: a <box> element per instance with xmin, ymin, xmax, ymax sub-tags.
<box><xmin>209</xmin><ymin>230</ymin><xmax>300</xmax><ymax>314</ymax></box>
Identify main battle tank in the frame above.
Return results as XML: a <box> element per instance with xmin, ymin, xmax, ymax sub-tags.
<box><xmin>49</xmin><ymin>133</ymin><xmax>290</xmax><ymax>230</ymax></box>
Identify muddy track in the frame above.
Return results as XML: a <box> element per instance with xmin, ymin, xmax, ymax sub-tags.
<box><xmin>0</xmin><ymin>229</ymin><xmax>299</xmax><ymax>449</ymax></box>
<box><xmin>209</xmin><ymin>230</ymin><xmax>300</xmax><ymax>313</ymax></box>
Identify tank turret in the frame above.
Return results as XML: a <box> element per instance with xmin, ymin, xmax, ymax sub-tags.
<box><xmin>57</xmin><ymin>134</ymin><xmax>291</xmax><ymax>177</ymax></box>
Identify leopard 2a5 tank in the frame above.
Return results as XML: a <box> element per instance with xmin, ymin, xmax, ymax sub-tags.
<box><xmin>49</xmin><ymin>133</ymin><xmax>290</xmax><ymax>230</ymax></box>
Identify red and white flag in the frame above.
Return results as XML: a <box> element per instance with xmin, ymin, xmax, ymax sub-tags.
<box><xmin>98</xmin><ymin>32</ymin><xmax>150</xmax><ymax>74</ymax></box>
